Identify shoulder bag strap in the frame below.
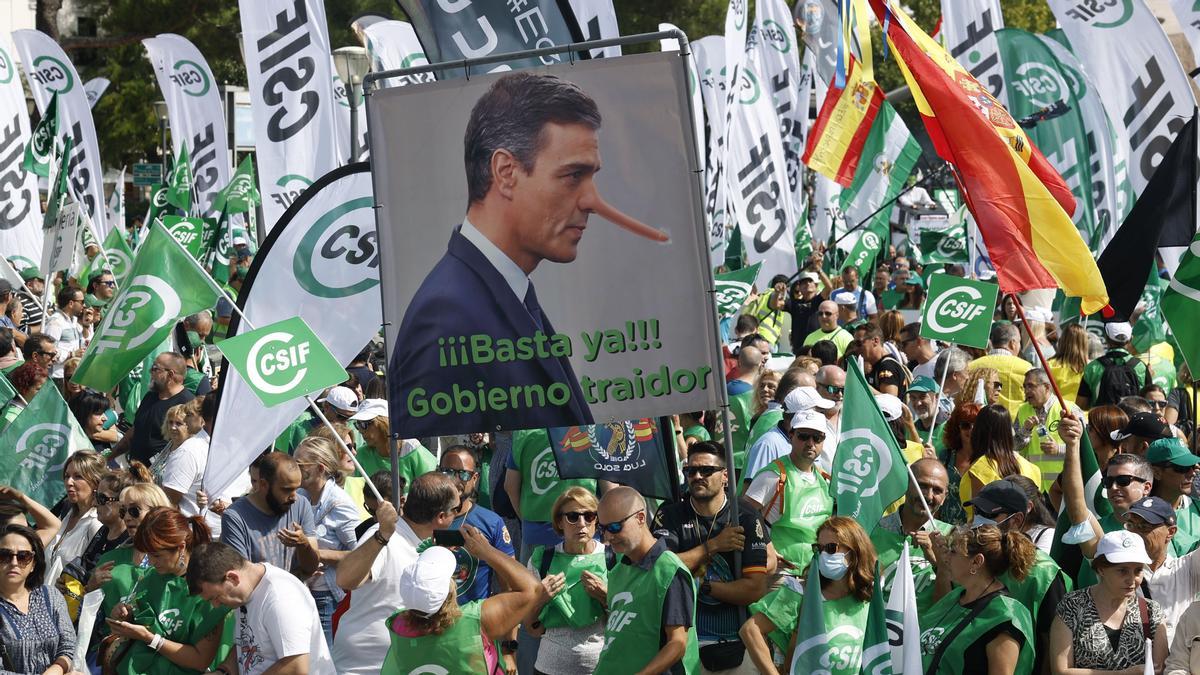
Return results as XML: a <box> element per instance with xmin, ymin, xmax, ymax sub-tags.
<box><xmin>1138</xmin><ymin>594</ymin><xmax>1152</xmax><ymax>641</ymax></box>
<box><xmin>926</xmin><ymin>593</ymin><xmax>997</xmax><ymax>675</ymax></box>
<box><xmin>537</xmin><ymin>546</ymin><xmax>554</xmax><ymax>580</ymax></box>
<box><xmin>765</xmin><ymin>459</ymin><xmax>788</xmax><ymax>519</ymax></box>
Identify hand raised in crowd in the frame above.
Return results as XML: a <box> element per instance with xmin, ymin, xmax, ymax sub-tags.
<box><xmin>0</xmin><ymin>486</ymin><xmax>27</xmax><ymax>504</ymax></box>
<box><xmin>459</xmin><ymin>524</ymin><xmax>493</xmax><ymax>560</ymax></box>
<box><xmin>376</xmin><ymin>500</ymin><xmax>399</xmax><ymax>539</ymax></box>
<box><xmin>276</xmin><ymin>522</ymin><xmax>308</xmax><ymax>548</ymax></box>
<box><xmin>580</xmin><ymin>569</ymin><xmax>607</xmax><ymax>604</ymax></box>
<box><xmin>86</xmin><ymin>561</ymin><xmax>116</xmax><ymax>592</ymax></box>
<box><xmin>929</xmin><ymin>530</ymin><xmax>951</xmax><ymax>571</ymax></box>
<box><xmin>922</xmin><ymin>442</ymin><xmax>937</xmax><ymax>459</ymax></box>
<box><xmin>1058</xmin><ymin>415</ymin><xmax>1083</xmax><ymax>444</ymax></box>
<box><xmin>195</xmin><ymin>489</ymin><xmax>209</xmax><ymax>509</ymax></box>
<box><xmin>707</xmin><ymin>525</ymin><xmax>745</xmax><ymax>554</ymax></box>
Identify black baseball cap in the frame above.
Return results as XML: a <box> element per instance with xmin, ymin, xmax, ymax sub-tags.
<box><xmin>1110</xmin><ymin>412</ymin><xmax>1171</xmax><ymax>442</ymax></box>
<box><xmin>964</xmin><ymin>479</ymin><xmax>1029</xmax><ymax>517</ymax></box>
<box><xmin>1125</xmin><ymin>496</ymin><xmax>1177</xmax><ymax>526</ymax></box>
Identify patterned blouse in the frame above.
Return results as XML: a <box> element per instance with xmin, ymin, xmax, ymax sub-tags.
<box><xmin>937</xmin><ymin>448</ymin><xmax>968</xmax><ymax>525</ymax></box>
<box><xmin>0</xmin><ymin>586</ymin><xmax>76</xmax><ymax>675</ymax></box>
<box><xmin>1056</xmin><ymin>588</ymin><xmax>1164</xmax><ymax>670</ymax></box>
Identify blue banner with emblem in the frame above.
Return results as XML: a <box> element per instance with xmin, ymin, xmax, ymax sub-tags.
<box><xmin>550</xmin><ymin>418</ymin><xmax>676</xmax><ymax>500</ymax></box>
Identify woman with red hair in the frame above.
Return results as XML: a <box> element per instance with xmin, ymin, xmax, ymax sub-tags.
<box><xmin>103</xmin><ymin>507</ymin><xmax>231</xmax><ymax>674</ymax></box>
<box><xmin>937</xmin><ymin>403</ymin><xmax>981</xmax><ymax>525</ymax></box>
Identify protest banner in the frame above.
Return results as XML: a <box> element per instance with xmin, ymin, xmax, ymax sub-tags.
<box><xmin>940</xmin><ymin>0</ymin><xmax>1005</xmax><ymax>100</ymax></box>
<box><xmin>11</xmin><ymin>30</ymin><xmax>108</xmax><ymax>236</ymax></box>
<box><xmin>368</xmin><ymin>52</ymin><xmax>721</xmax><ymax>438</ymax></box>
<box><xmin>0</xmin><ymin>33</ymin><xmax>44</xmax><ymax>267</ymax></box>
<box><xmin>217</xmin><ymin>317</ymin><xmax>348</xmax><ymax>408</ymax></box>
<box><xmin>143</xmin><ymin>33</ymin><xmax>230</xmax><ymax>221</ymax></box>
<box><xmin>83</xmin><ymin>77</ymin><xmax>108</xmax><ymax>108</ymax></box>
<box><xmin>0</xmin><ymin>384</ymin><xmax>93</xmax><ymax>507</ymax></box>
<box><xmin>550</xmin><ymin>419</ymin><xmax>675</xmax><ymax>500</ymax></box>
<box><xmin>714</xmin><ymin>263</ymin><xmax>762</xmax><ymax>319</ymax></box>
<box><xmin>205</xmin><ymin>164</ymin><xmax>381</xmax><ymax>500</ymax></box>
<box><xmin>919</xmin><ymin>275</ymin><xmax>998</xmax><ymax>349</ymax></box>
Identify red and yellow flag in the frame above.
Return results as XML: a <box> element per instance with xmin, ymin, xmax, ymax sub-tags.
<box><xmin>869</xmin><ymin>0</ymin><xmax>1107</xmax><ymax>314</ymax></box>
<box><xmin>802</xmin><ymin>57</ymin><xmax>884</xmax><ymax>186</ymax></box>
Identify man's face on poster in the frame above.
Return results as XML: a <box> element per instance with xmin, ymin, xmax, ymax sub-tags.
<box><xmin>505</xmin><ymin>122</ymin><xmax>601</xmax><ymax>268</ymax></box>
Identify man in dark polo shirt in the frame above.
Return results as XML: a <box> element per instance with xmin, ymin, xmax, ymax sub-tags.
<box><xmin>111</xmin><ymin>351</ymin><xmax>195</xmax><ymax>463</ymax></box>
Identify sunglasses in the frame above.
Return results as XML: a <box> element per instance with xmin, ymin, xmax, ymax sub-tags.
<box><xmin>353</xmin><ymin>419</ymin><xmax>372</xmax><ymax>431</ymax></box>
<box><xmin>819</xmin><ymin>384</ymin><xmax>844</xmax><ymax>395</ymax></box>
<box><xmin>438</xmin><ymin>468</ymin><xmax>476</xmax><ymax>482</ymax></box>
<box><xmin>119</xmin><ymin>505</ymin><xmax>146</xmax><ymax>519</ymax></box>
<box><xmin>792</xmin><ymin>431</ymin><xmax>826</xmax><ymax>443</ymax></box>
<box><xmin>1148</xmin><ymin>400</ymin><xmax>1168</xmax><ymax>409</ymax></box>
<box><xmin>599</xmin><ymin>510</ymin><xmax>642</xmax><ymax>534</ymax></box>
<box><xmin>99</xmin><ymin>280</ymin><xmax>116</xmax><ymax>287</ymax></box>
<box><xmin>1104</xmin><ymin>474</ymin><xmax>1144</xmax><ymax>489</ymax></box>
<box><xmin>683</xmin><ymin>465</ymin><xmax>723</xmax><ymax>479</ymax></box>
<box><xmin>1158</xmin><ymin>463</ymin><xmax>1198</xmax><ymax>474</ymax></box>
<box><xmin>0</xmin><ymin>549</ymin><xmax>34</xmax><ymax>567</ymax></box>
<box><xmin>36</xmin><ymin>351</ymin><xmax>55</xmax><ymax>359</ymax></box>
<box><xmin>811</xmin><ymin>542</ymin><xmax>841</xmax><ymax>555</ymax></box>
<box><xmin>95</xmin><ymin>493</ymin><xmax>118</xmax><ymax>506</ymax></box>
<box><xmin>988</xmin><ymin>381</ymin><xmax>1003</xmax><ymax>388</ymax></box>
<box><xmin>562</xmin><ymin>511</ymin><xmax>598</xmax><ymax>525</ymax></box>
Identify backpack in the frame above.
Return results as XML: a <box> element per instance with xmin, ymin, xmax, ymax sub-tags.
<box><xmin>1095</xmin><ymin>352</ymin><xmax>1141</xmax><ymax>406</ymax></box>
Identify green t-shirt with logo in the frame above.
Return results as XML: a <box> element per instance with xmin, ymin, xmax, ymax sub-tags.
<box><xmin>512</xmin><ymin>429</ymin><xmax>596</xmax><ymax>523</ymax></box>
<box><xmin>749</xmin><ymin>576</ymin><xmax>870</xmax><ymax>673</ymax></box>
<box><xmin>114</xmin><ymin>571</ymin><xmax>233</xmax><ymax>675</ymax></box>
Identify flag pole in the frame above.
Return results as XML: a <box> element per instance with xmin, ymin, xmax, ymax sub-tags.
<box><xmin>1009</xmin><ymin>293</ymin><xmax>1070</xmax><ymax>414</ymax></box>
<box><xmin>927</xmin><ymin>351</ymin><xmax>950</xmax><ymax>446</ymax></box>
<box><xmin>158</xmin><ymin>227</ymin><xmax>384</xmax><ymax>502</ymax></box>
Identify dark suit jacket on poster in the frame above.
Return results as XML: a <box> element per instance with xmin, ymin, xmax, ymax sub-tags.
<box><xmin>390</xmin><ymin>226</ymin><xmax>594</xmax><ymax>436</ymax></box>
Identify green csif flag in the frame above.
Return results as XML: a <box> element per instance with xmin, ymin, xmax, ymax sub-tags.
<box><xmin>145</xmin><ymin>183</ymin><xmax>174</xmax><ymax>231</ymax></box>
<box><xmin>831</xmin><ymin>359</ymin><xmax>909</xmax><ymax>534</ymax></box>
<box><xmin>0</xmin><ymin>384</ymin><xmax>93</xmax><ymax>506</ymax></box>
<box><xmin>859</xmin><ymin>565</ymin><xmax>893</xmax><ymax>675</ymax></box>
<box><xmin>917</xmin><ymin>221</ymin><xmax>969</xmax><ymax>264</ymax></box>
<box><xmin>789</xmin><ymin>561</ymin><xmax>828</xmax><ymax>673</ymax></box>
<box><xmin>73</xmin><ymin>223</ymin><xmax>220</xmax><ymax>392</ymax></box>
<box><xmin>714</xmin><ymin>263</ymin><xmax>762</xmax><ymax>319</ymax></box>
<box><xmin>165</xmin><ymin>144</ymin><xmax>193</xmax><ymax>211</ymax></box>
<box><xmin>1049</xmin><ymin>426</ymin><xmax>1113</xmax><ymax>579</ymax></box>
<box><xmin>212</xmin><ymin>155</ymin><xmax>261</xmax><ymax>214</ymax></box>
<box><xmin>1163</xmin><ymin>229</ymin><xmax>1200</xmax><ymax>375</ymax></box>
<box><xmin>98</xmin><ymin>226</ymin><xmax>136</xmax><ymax>289</ymax></box>
<box><xmin>0</xmin><ymin>373</ymin><xmax>15</xmax><ymax>411</ymax></box>
<box><xmin>22</xmin><ymin>92</ymin><xmax>59</xmax><ymax>178</ymax></box>
<box><xmin>161</xmin><ymin>215</ymin><xmax>207</xmax><ymax>260</ymax></box>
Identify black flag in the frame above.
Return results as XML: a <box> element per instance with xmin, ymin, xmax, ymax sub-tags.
<box><xmin>1096</xmin><ymin>113</ymin><xmax>1196</xmax><ymax>320</ymax></box>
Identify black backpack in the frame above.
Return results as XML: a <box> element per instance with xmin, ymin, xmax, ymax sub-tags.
<box><xmin>1095</xmin><ymin>352</ymin><xmax>1141</xmax><ymax>406</ymax></box>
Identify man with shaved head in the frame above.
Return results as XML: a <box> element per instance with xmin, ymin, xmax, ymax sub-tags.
<box><xmin>802</xmin><ymin>300</ymin><xmax>853</xmax><ymax>358</ymax></box>
<box><xmin>594</xmin><ymin>486</ymin><xmax>699</xmax><ymax>673</ymax></box>
<box><xmin>870</xmin><ymin>458</ymin><xmax>954</xmax><ymax>612</ymax></box>
<box><xmin>111</xmin><ymin>350</ymin><xmax>195</xmax><ymax>463</ymax></box>
<box><xmin>726</xmin><ymin>345</ymin><xmax>762</xmax><ymax>397</ymax></box>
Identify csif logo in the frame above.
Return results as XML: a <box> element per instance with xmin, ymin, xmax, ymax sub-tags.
<box><xmin>926</xmin><ymin>284</ymin><xmax>989</xmax><ymax>334</ymax></box>
<box><xmin>792</xmin><ymin>624</ymin><xmax>865</xmax><ymax>671</ymax></box>
<box><xmin>0</xmin><ymin>47</ymin><xmax>13</xmax><ymax>85</ymax></box>
<box><xmin>529</xmin><ymin>446</ymin><xmax>557</xmax><ymax>496</ymax></box>
<box><xmin>105</xmin><ymin>246</ymin><xmax>131</xmax><ymax>279</ymax></box>
<box><xmin>1012</xmin><ymin>61</ymin><xmax>1067</xmax><ymax>109</ymax></box>
<box><xmin>30</xmin><ymin>55</ymin><xmax>73</xmax><ymax>93</ymax></box>
<box><xmin>760</xmin><ymin>19</ymin><xmax>791</xmax><ymax>54</ymax></box>
<box><xmin>292</xmin><ymin>196</ymin><xmax>379</xmax><ymax>299</ymax></box>
<box><xmin>245</xmin><ymin>330</ymin><xmax>310</xmax><ymax>396</ymax></box>
<box><xmin>93</xmin><ymin>275</ymin><xmax>180</xmax><ymax>353</ymax></box>
<box><xmin>1064</xmin><ymin>0</ymin><xmax>1134</xmax><ymax>28</ymax></box>
<box><xmin>833</xmin><ymin>429</ymin><xmax>895</xmax><ymax>502</ymax></box>
<box><xmin>16</xmin><ymin>422</ymin><xmax>70</xmax><ymax>473</ymax></box>
<box><xmin>936</xmin><ymin>231</ymin><xmax>965</xmax><ymax>257</ymax></box>
<box><xmin>737</xmin><ymin>67</ymin><xmax>760</xmax><ymax>106</ymax></box>
<box><xmin>170</xmin><ymin>59</ymin><xmax>211</xmax><ymax>97</ymax></box>
<box><xmin>272</xmin><ymin>174</ymin><xmax>312</xmax><ymax>210</ymax></box>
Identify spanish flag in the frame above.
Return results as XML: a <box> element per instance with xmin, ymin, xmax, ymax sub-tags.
<box><xmin>802</xmin><ymin>57</ymin><xmax>884</xmax><ymax>186</ymax></box>
<box><xmin>869</xmin><ymin>0</ymin><xmax>1108</xmax><ymax>315</ymax></box>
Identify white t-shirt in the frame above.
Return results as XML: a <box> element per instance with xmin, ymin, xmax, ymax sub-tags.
<box><xmin>818</xmin><ymin>415</ymin><xmax>841</xmax><ymax>474</ymax></box>
<box><xmin>329</xmin><ymin>518</ymin><xmax>422</xmax><ymax>675</ymax></box>
<box><xmin>236</xmin><ymin>563</ymin><xmax>335</xmax><ymax>675</ymax></box>
<box><xmin>42</xmin><ymin>312</ymin><xmax>82</xmax><ymax>379</ymax></box>
<box><xmin>1144</xmin><ymin>549</ymin><xmax>1200</xmax><ymax>645</ymax></box>
<box><xmin>160</xmin><ymin>431</ymin><xmax>210</xmax><ymax>518</ymax></box>
<box><xmin>745</xmin><ymin>465</ymin><xmax>822</xmax><ymax>524</ymax></box>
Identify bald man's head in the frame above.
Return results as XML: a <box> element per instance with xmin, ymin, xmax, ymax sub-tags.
<box><xmin>738</xmin><ymin>345</ymin><xmax>763</xmax><ymax>375</ymax></box>
<box><xmin>598</xmin><ymin>486</ymin><xmax>650</xmax><ymax>555</ymax></box>
<box><xmin>906</xmin><ymin>458</ymin><xmax>949</xmax><ymax>520</ymax></box>
<box><xmin>817</xmin><ymin>300</ymin><xmax>838</xmax><ymax>330</ymax></box>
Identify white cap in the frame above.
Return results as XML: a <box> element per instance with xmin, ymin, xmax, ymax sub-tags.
<box><xmin>233</xmin><ymin>236</ymin><xmax>248</xmax><ymax>246</ymax></box>
<box><xmin>832</xmin><ymin>290</ymin><xmax>857</xmax><ymax>306</ymax></box>
<box><xmin>797</xmin><ymin>272</ymin><xmax>819</xmax><ymax>283</ymax></box>
<box><xmin>790</xmin><ymin>409</ymin><xmax>828</xmax><ymax>433</ymax></box>
<box><xmin>1104</xmin><ymin>321</ymin><xmax>1133</xmax><ymax>343</ymax></box>
<box><xmin>397</xmin><ymin>547</ymin><xmax>457</xmax><ymax>615</ymax></box>
<box><xmin>1022</xmin><ymin>307</ymin><xmax>1052</xmax><ymax>323</ymax></box>
<box><xmin>1093</xmin><ymin>530</ymin><xmax>1151</xmax><ymax>566</ymax></box>
<box><xmin>350</xmin><ymin>398</ymin><xmax>389</xmax><ymax>422</ymax></box>
<box><xmin>875</xmin><ymin>394</ymin><xmax>904</xmax><ymax>422</ymax></box>
<box><xmin>783</xmin><ymin>386</ymin><xmax>835</xmax><ymax>413</ymax></box>
<box><xmin>317</xmin><ymin>386</ymin><xmax>358</xmax><ymax>414</ymax></box>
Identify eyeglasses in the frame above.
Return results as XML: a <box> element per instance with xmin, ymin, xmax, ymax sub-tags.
<box><xmin>562</xmin><ymin>511</ymin><xmax>598</xmax><ymax>525</ymax></box>
<box><xmin>1148</xmin><ymin>400</ymin><xmax>1168</xmax><ymax>410</ymax></box>
<box><xmin>438</xmin><ymin>468</ymin><xmax>476</xmax><ymax>482</ymax></box>
<box><xmin>1124</xmin><ymin>519</ymin><xmax>1162</xmax><ymax>534</ymax></box>
<box><xmin>148</xmin><ymin>365</ymin><xmax>167</xmax><ymax>373</ymax></box>
<box><xmin>817</xmin><ymin>311</ymin><xmax>835</xmax><ymax>316</ymax></box>
<box><xmin>36</xmin><ymin>351</ymin><xmax>55</xmax><ymax>359</ymax></box>
<box><xmin>988</xmin><ymin>381</ymin><xmax>1002</xmax><ymax>389</ymax></box>
<box><xmin>95</xmin><ymin>493</ymin><xmax>118</xmax><ymax>506</ymax></box>
<box><xmin>99</xmin><ymin>280</ymin><xmax>116</xmax><ymax>288</ymax></box>
<box><xmin>353</xmin><ymin>419</ymin><xmax>372</xmax><ymax>431</ymax></box>
<box><xmin>811</xmin><ymin>542</ymin><xmax>841</xmax><ymax>555</ymax></box>
<box><xmin>683</xmin><ymin>465</ymin><xmax>723</xmax><ymax>479</ymax></box>
<box><xmin>119</xmin><ymin>505</ymin><xmax>146</xmax><ymax>519</ymax></box>
<box><xmin>1104</xmin><ymin>474</ymin><xmax>1144</xmax><ymax>489</ymax></box>
<box><xmin>792</xmin><ymin>431</ymin><xmax>826</xmax><ymax>443</ymax></box>
<box><xmin>0</xmin><ymin>549</ymin><xmax>34</xmax><ymax>567</ymax></box>
<box><xmin>819</xmin><ymin>384</ymin><xmax>844</xmax><ymax>395</ymax></box>
<box><xmin>599</xmin><ymin>510</ymin><xmax>642</xmax><ymax>534</ymax></box>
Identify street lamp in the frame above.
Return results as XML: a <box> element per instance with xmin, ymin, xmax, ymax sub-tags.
<box><xmin>332</xmin><ymin>46</ymin><xmax>370</xmax><ymax>162</ymax></box>
<box><xmin>154</xmin><ymin>100</ymin><xmax>170</xmax><ymax>183</ymax></box>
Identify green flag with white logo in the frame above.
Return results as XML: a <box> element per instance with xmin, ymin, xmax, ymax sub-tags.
<box><xmin>212</xmin><ymin>155</ymin><xmax>261</xmax><ymax>215</ymax></box>
<box><xmin>0</xmin><ymin>384</ymin><xmax>93</xmax><ymax>506</ymax></box>
<box><xmin>714</xmin><ymin>263</ymin><xmax>762</xmax><ymax>319</ymax></box>
<box><xmin>98</xmin><ymin>226</ymin><xmax>135</xmax><ymax>289</ymax></box>
<box><xmin>1163</xmin><ymin>229</ymin><xmax>1200</xmax><ymax>374</ymax></box>
<box><xmin>917</xmin><ymin>221</ymin><xmax>969</xmax><ymax>264</ymax></box>
<box><xmin>789</xmin><ymin>562</ymin><xmax>827</xmax><ymax>674</ymax></box>
<box><xmin>73</xmin><ymin>223</ymin><xmax>220</xmax><ymax>392</ymax></box>
<box><xmin>40</xmin><ymin>136</ymin><xmax>73</xmax><ymax>234</ymax></box>
<box><xmin>161</xmin><ymin>215</ymin><xmax>206</xmax><ymax>260</ymax></box>
<box><xmin>831</xmin><ymin>359</ymin><xmax>908</xmax><ymax>535</ymax></box>
<box><xmin>859</xmin><ymin>565</ymin><xmax>893</xmax><ymax>675</ymax></box>
<box><xmin>217</xmin><ymin>317</ymin><xmax>348</xmax><ymax>408</ymax></box>
<box><xmin>165</xmin><ymin>144</ymin><xmax>193</xmax><ymax>211</ymax></box>
<box><xmin>22</xmin><ymin>92</ymin><xmax>59</xmax><ymax>178</ymax></box>
<box><xmin>0</xmin><ymin>373</ymin><xmax>15</xmax><ymax>411</ymax></box>
<box><xmin>144</xmin><ymin>183</ymin><xmax>174</xmax><ymax>235</ymax></box>
<box><xmin>918</xmin><ymin>275</ymin><xmax>999</xmax><ymax>349</ymax></box>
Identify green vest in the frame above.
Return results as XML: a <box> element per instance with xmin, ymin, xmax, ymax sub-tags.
<box><xmin>594</xmin><ymin>549</ymin><xmax>700</xmax><ymax>675</ymax></box>
<box><xmin>382</xmin><ymin>600</ymin><xmax>488</xmax><ymax>674</ymax></box>
<box><xmin>748</xmin><ymin>576</ymin><xmax>870</xmax><ymax>671</ymax></box>
<box><xmin>728</xmin><ymin>390</ymin><xmax>756</xmax><ymax>471</ymax></box>
<box><xmin>513</xmin><ymin>430</ymin><xmax>596</xmax><ymax>522</ymax></box>
<box><xmin>1000</xmin><ymin>550</ymin><xmax>1071</xmax><ymax>634</ymax></box>
<box><xmin>396</xmin><ymin>444</ymin><xmax>438</xmax><ymax>493</ymax></box>
<box><xmin>115</xmin><ymin>571</ymin><xmax>233</xmax><ymax>675</ymax></box>
<box><xmin>1173</xmin><ymin>497</ymin><xmax>1200</xmax><ymax>558</ymax></box>
<box><xmin>532</xmin><ymin>545</ymin><xmax>607</xmax><ymax>629</ymax></box>
<box><xmin>1014</xmin><ymin>401</ymin><xmax>1067</xmax><ymax>490</ymax></box>
<box><xmin>919</xmin><ymin>588</ymin><xmax>1034</xmax><ymax>675</ymax></box>
<box><xmin>757</xmin><ymin>457</ymin><xmax>833</xmax><ymax>571</ymax></box>
<box><xmin>871</xmin><ymin>520</ymin><xmax>954</xmax><ymax>613</ymax></box>
<box><xmin>746</xmin><ymin>409</ymin><xmax>783</xmax><ymax>464</ymax></box>
<box><xmin>99</xmin><ymin>547</ymin><xmax>150</xmax><ymax>623</ymax></box>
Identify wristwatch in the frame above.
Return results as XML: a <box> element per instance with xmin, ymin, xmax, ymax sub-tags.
<box><xmin>500</xmin><ymin>640</ymin><xmax>520</xmax><ymax>654</ymax></box>
<box><xmin>372</xmin><ymin>530</ymin><xmax>390</xmax><ymax>547</ymax></box>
